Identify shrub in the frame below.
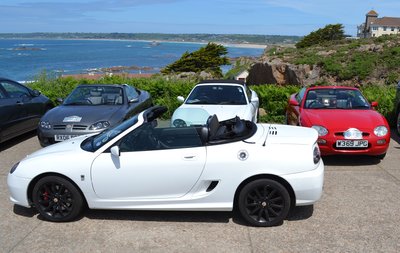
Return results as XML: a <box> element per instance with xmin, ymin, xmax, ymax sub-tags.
<box><xmin>27</xmin><ymin>74</ymin><xmax>397</xmax><ymax>126</ymax></box>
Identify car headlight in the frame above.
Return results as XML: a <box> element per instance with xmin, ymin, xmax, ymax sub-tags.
<box><xmin>10</xmin><ymin>162</ymin><xmax>20</xmax><ymax>174</ymax></box>
<box><xmin>39</xmin><ymin>121</ymin><xmax>51</xmax><ymax>129</ymax></box>
<box><xmin>173</xmin><ymin>119</ymin><xmax>187</xmax><ymax>128</ymax></box>
<box><xmin>89</xmin><ymin>121</ymin><xmax>110</xmax><ymax>130</ymax></box>
<box><xmin>313</xmin><ymin>145</ymin><xmax>321</xmax><ymax>164</ymax></box>
<box><xmin>312</xmin><ymin>125</ymin><xmax>328</xmax><ymax>136</ymax></box>
<box><xmin>374</xmin><ymin>126</ymin><xmax>388</xmax><ymax>137</ymax></box>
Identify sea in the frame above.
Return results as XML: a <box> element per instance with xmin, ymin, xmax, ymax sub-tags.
<box><xmin>0</xmin><ymin>39</ymin><xmax>265</xmax><ymax>82</ymax></box>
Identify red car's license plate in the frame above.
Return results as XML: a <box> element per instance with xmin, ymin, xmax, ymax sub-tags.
<box><xmin>336</xmin><ymin>140</ymin><xmax>368</xmax><ymax>148</ymax></box>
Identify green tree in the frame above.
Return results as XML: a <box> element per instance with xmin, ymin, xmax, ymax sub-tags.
<box><xmin>161</xmin><ymin>42</ymin><xmax>229</xmax><ymax>77</ymax></box>
<box><xmin>296</xmin><ymin>24</ymin><xmax>345</xmax><ymax>48</ymax></box>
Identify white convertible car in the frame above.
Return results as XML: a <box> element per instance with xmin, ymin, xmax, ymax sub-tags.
<box><xmin>171</xmin><ymin>80</ymin><xmax>259</xmax><ymax>127</ymax></box>
<box><xmin>8</xmin><ymin>106</ymin><xmax>324</xmax><ymax>227</ymax></box>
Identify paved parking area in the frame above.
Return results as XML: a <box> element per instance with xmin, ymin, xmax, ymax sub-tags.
<box><xmin>1</xmin><ymin>132</ymin><xmax>400</xmax><ymax>252</ymax></box>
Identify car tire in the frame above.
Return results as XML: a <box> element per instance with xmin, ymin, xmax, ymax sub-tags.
<box><xmin>32</xmin><ymin>176</ymin><xmax>84</xmax><ymax>222</ymax></box>
<box><xmin>285</xmin><ymin>112</ymin><xmax>289</xmax><ymax>125</ymax></box>
<box><xmin>238</xmin><ymin>179</ymin><xmax>290</xmax><ymax>227</ymax></box>
<box><xmin>397</xmin><ymin>111</ymin><xmax>400</xmax><ymax>136</ymax></box>
<box><xmin>376</xmin><ymin>153</ymin><xmax>387</xmax><ymax>160</ymax></box>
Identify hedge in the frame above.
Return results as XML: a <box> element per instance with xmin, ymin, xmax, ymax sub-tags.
<box><xmin>28</xmin><ymin>74</ymin><xmax>397</xmax><ymax>126</ymax></box>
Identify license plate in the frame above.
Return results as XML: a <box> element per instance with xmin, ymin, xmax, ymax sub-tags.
<box><xmin>336</xmin><ymin>140</ymin><xmax>368</xmax><ymax>148</ymax></box>
<box><xmin>54</xmin><ymin>135</ymin><xmax>78</xmax><ymax>142</ymax></box>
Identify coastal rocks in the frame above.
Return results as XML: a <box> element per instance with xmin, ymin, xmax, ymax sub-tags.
<box><xmin>13</xmin><ymin>46</ymin><xmax>43</xmax><ymax>51</ymax></box>
<box><xmin>165</xmin><ymin>71</ymin><xmax>216</xmax><ymax>80</ymax></box>
<box><xmin>247</xmin><ymin>58</ymin><xmax>321</xmax><ymax>86</ymax></box>
<box><xmin>101</xmin><ymin>65</ymin><xmax>153</xmax><ymax>73</ymax></box>
<box><xmin>356</xmin><ymin>44</ymin><xmax>383</xmax><ymax>52</ymax></box>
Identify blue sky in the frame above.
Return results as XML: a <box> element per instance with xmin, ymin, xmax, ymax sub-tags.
<box><xmin>1</xmin><ymin>0</ymin><xmax>399</xmax><ymax>36</ymax></box>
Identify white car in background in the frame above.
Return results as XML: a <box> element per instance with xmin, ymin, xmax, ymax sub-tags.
<box><xmin>171</xmin><ymin>80</ymin><xmax>259</xmax><ymax>127</ymax></box>
<box><xmin>7</xmin><ymin>106</ymin><xmax>324</xmax><ymax>227</ymax></box>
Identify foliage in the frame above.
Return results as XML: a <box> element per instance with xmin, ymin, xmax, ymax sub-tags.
<box><xmin>360</xmin><ymin>85</ymin><xmax>397</xmax><ymax>125</ymax></box>
<box><xmin>28</xmin><ymin>74</ymin><xmax>397</xmax><ymax>126</ymax></box>
<box><xmin>161</xmin><ymin>43</ymin><xmax>229</xmax><ymax>78</ymax></box>
<box><xmin>277</xmin><ymin>34</ymin><xmax>400</xmax><ymax>83</ymax></box>
<box><xmin>251</xmin><ymin>85</ymin><xmax>299</xmax><ymax>123</ymax></box>
<box><xmin>295</xmin><ymin>24</ymin><xmax>345</xmax><ymax>49</ymax></box>
<box><xmin>224</xmin><ymin>58</ymin><xmax>253</xmax><ymax>79</ymax></box>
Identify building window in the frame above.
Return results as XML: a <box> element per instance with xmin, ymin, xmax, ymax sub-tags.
<box><xmin>391</xmin><ymin>27</ymin><xmax>395</xmax><ymax>31</ymax></box>
<box><xmin>372</xmin><ymin>26</ymin><xmax>378</xmax><ymax>31</ymax></box>
<box><xmin>383</xmin><ymin>27</ymin><xmax>387</xmax><ymax>31</ymax></box>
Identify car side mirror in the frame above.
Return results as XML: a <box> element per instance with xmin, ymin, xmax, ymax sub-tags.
<box><xmin>56</xmin><ymin>98</ymin><xmax>64</xmax><ymax>104</ymax></box>
<box><xmin>289</xmin><ymin>99</ymin><xmax>299</xmax><ymax>106</ymax></box>
<box><xmin>30</xmin><ymin>89</ymin><xmax>41</xmax><ymax>97</ymax></box>
<box><xmin>371</xmin><ymin>101</ymin><xmax>378</xmax><ymax>108</ymax></box>
<box><xmin>251</xmin><ymin>96</ymin><xmax>259</xmax><ymax>103</ymax></box>
<box><xmin>129</xmin><ymin>97</ymin><xmax>139</xmax><ymax>103</ymax></box>
<box><xmin>110</xmin><ymin>146</ymin><xmax>120</xmax><ymax>157</ymax></box>
<box><xmin>177</xmin><ymin>96</ymin><xmax>185</xmax><ymax>103</ymax></box>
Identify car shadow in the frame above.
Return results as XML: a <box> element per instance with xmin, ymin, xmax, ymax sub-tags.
<box><xmin>391</xmin><ymin>128</ymin><xmax>400</xmax><ymax>145</ymax></box>
<box><xmin>0</xmin><ymin>130</ymin><xmax>37</xmax><ymax>152</ymax></box>
<box><xmin>85</xmin><ymin>209</ymin><xmax>233</xmax><ymax>224</ymax></box>
<box><xmin>13</xmin><ymin>204</ymin><xmax>314</xmax><ymax>226</ymax></box>
<box><xmin>232</xmin><ymin>205</ymin><xmax>314</xmax><ymax>226</ymax></box>
<box><xmin>13</xmin><ymin>205</ymin><xmax>37</xmax><ymax>218</ymax></box>
<box><xmin>322</xmin><ymin>155</ymin><xmax>381</xmax><ymax>166</ymax></box>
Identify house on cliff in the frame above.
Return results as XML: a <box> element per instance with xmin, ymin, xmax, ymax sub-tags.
<box><xmin>357</xmin><ymin>10</ymin><xmax>400</xmax><ymax>38</ymax></box>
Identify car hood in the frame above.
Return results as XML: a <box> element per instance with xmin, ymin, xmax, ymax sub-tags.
<box><xmin>24</xmin><ymin>135</ymin><xmax>88</xmax><ymax>160</ymax></box>
<box><xmin>174</xmin><ymin>104</ymin><xmax>248</xmax><ymax>123</ymax></box>
<box><xmin>302</xmin><ymin>109</ymin><xmax>387</xmax><ymax>130</ymax></box>
<box><xmin>42</xmin><ymin>105</ymin><xmax>123</xmax><ymax>124</ymax></box>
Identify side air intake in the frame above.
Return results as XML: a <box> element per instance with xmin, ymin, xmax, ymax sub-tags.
<box><xmin>206</xmin><ymin>181</ymin><xmax>219</xmax><ymax>192</ymax></box>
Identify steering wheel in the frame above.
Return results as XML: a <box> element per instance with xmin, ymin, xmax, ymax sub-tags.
<box><xmin>307</xmin><ymin>100</ymin><xmax>322</xmax><ymax>108</ymax></box>
<box><xmin>84</xmin><ymin>98</ymin><xmax>93</xmax><ymax>104</ymax></box>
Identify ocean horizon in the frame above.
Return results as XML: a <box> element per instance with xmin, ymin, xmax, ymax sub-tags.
<box><xmin>0</xmin><ymin>39</ymin><xmax>265</xmax><ymax>82</ymax></box>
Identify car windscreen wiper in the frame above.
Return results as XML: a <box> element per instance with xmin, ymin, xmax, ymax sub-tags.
<box><xmin>64</xmin><ymin>101</ymin><xmax>90</xmax><ymax>105</ymax></box>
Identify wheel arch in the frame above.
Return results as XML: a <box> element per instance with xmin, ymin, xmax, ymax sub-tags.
<box><xmin>233</xmin><ymin>174</ymin><xmax>296</xmax><ymax>211</ymax></box>
<box><xmin>27</xmin><ymin>172</ymin><xmax>88</xmax><ymax>208</ymax></box>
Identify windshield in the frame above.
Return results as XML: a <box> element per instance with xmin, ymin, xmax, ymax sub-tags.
<box><xmin>64</xmin><ymin>86</ymin><xmax>123</xmax><ymax>105</ymax></box>
<box><xmin>304</xmin><ymin>88</ymin><xmax>370</xmax><ymax>109</ymax></box>
<box><xmin>185</xmin><ymin>85</ymin><xmax>247</xmax><ymax>105</ymax></box>
<box><xmin>81</xmin><ymin>115</ymin><xmax>139</xmax><ymax>152</ymax></box>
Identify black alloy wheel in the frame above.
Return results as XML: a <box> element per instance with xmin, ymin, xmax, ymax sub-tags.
<box><xmin>238</xmin><ymin>179</ymin><xmax>290</xmax><ymax>227</ymax></box>
<box><xmin>32</xmin><ymin>176</ymin><xmax>84</xmax><ymax>222</ymax></box>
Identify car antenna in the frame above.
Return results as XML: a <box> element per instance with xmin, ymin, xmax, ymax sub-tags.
<box><xmin>262</xmin><ymin>124</ymin><xmax>273</xmax><ymax>146</ymax></box>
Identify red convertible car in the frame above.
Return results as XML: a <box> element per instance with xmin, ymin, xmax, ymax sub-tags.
<box><xmin>286</xmin><ymin>86</ymin><xmax>390</xmax><ymax>159</ymax></box>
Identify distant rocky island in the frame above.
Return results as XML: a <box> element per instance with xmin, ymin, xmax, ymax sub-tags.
<box><xmin>0</xmin><ymin>32</ymin><xmax>301</xmax><ymax>45</ymax></box>
<box><xmin>13</xmin><ymin>46</ymin><xmax>43</xmax><ymax>51</ymax></box>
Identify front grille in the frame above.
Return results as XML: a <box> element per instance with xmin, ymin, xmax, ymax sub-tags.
<box><xmin>334</xmin><ymin>132</ymin><xmax>370</xmax><ymax>137</ymax></box>
<box><xmin>72</xmin><ymin>125</ymin><xmax>88</xmax><ymax>130</ymax></box>
<box><xmin>52</xmin><ymin>124</ymin><xmax>88</xmax><ymax>130</ymax></box>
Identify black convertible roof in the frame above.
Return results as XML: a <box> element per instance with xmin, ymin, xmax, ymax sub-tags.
<box><xmin>198</xmin><ymin>79</ymin><xmax>245</xmax><ymax>86</ymax></box>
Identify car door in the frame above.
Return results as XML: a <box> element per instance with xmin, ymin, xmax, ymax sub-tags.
<box><xmin>0</xmin><ymin>80</ymin><xmax>34</xmax><ymax>140</ymax></box>
<box><xmin>91</xmin><ymin>124</ymin><xmax>206</xmax><ymax>199</ymax></box>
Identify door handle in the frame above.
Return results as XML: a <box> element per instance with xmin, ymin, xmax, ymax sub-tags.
<box><xmin>183</xmin><ymin>155</ymin><xmax>197</xmax><ymax>160</ymax></box>
<box><xmin>16</xmin><ymin>101</ymin><xmax>24</xmax><ymax>105</ymax></box>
